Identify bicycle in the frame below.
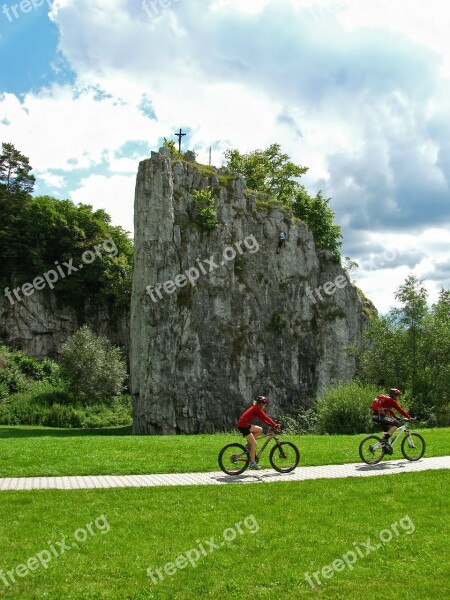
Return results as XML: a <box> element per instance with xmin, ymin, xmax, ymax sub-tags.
<box><xmin>218</xmin><ymin>427</ymin><xmax>300</xmax><ymax>475</ymax></box>
<box><xmin>359</xmin><ymin>418</ymin><xmax>426</xmax><ymax>465</ymax></box>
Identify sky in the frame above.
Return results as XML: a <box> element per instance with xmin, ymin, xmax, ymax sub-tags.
<box><xmin>1</xmin><ymin>0</ymin><xmax>449</xmax><ymax>313</ymax></box>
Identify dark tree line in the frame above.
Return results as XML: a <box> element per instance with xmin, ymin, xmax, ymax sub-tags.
<box><xmin>0</xmin><ymin>142</ymin><xmax>133</xmax><ymax>311</ymax></box>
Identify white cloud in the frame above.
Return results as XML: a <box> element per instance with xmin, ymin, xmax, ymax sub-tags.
<box><xmin>0</xmin><ymin>86</ymin><xmax>162</xmax><ymax>172</ymax></box>
<box><xmin>337</xmin><ymin>0</ymin><xmax>450</xmax><ymax>77</ymax></box>
<box><xmin>351</xmin><ymin>228</ymin><xmax>450</xmax><ymax>312</ymax></box>
<box><xmin>70</xmin><ymin>174</ymin><xmax>135</xmax><ymax>234</ymax></box>
<box><xmin>36</xmin><ymin>171</ymin><xmax>66</xmax><ymax>190</ymax></box>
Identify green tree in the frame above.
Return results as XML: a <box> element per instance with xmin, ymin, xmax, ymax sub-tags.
<box><xmin>292</xmin><ymin>188</ymin><xmax>342</xmax><ymax>260</ymax></box>
<box><xmin>0</xmin><ymin>142</ymin><xmax>35</xmax><ymax>198</ymax></box>
<box><xmin>392</xmin><ymin>276</ymin><xmax>428</xmax><ymax>400</ymax></box>
<box><xmin>224</xmin><ymin>143</ymin><xmax>307</xmax><ymax>206</ymax></box>
<box><xmin>59</xmin><ymin>326</ymin><xmax>127</xmax><ymax>404</ymax></box>
<box><xmin>419</xmin><ymin>290</ymin><xmax>450</xmax><ymax>421</ymax></box>
<box><xmin>358</xmin><ymin>313</ymin><xmax>408</xmax><ymax>388</ymax></box>
<box><xmin>224</xmin><ymin>144</ymin><xmax>342</xmax><ymax>260</ymax></box>
<box><xmin>358</xmin><ymin>277</ymin><xmax>449</xmax><ymax>423</ymax></box>
<box><xmin>0</xmin><ymin>193</ymin><xmax>133</xmax><ymax>311</ymax></box>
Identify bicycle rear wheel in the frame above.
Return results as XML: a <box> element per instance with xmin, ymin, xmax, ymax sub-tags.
<box><xmin>359</xmin><ymin>435</ymin><xmax>385</xmax><ymax>464</ymax></box>
<box><xmin>218</xmin><ymin>443</ymin><xmax>249</xmax><ymax>475</ymax></box>
<box><xmin>401</xmin><ymin>433</ymin><xmax>425</xmax><ymax>461</ymax></box>
<box><xmin>269</xmin><ymin>441</ymin><xmax>299</xmax><ymax>473</ymax></box>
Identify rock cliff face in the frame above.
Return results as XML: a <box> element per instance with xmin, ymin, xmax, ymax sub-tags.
<box><xmin>0</xmin><ymin>292</ymin><xmax>129</xmax><ymax>359</ymax></box>
<box><xmin>130</xmin><ymin>149</ymin><xmax>373</xmax><ymax>434</ymax></box>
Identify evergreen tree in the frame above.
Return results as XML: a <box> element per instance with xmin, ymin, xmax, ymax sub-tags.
<box><xmin>0</xmin><ymin>142</ymin><xmax>35</xmax><ymax>198</ymax></box>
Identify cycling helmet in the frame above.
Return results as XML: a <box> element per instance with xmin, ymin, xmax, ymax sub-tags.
<box><xmin>389</xmin><ymin>388</ymin><xmax>401</xmax><ymax>398</ymax></box>
<box><xmin>256</xmin><ymin>395</ymin><xmax>269</xmax><ymax>405</ymax></box>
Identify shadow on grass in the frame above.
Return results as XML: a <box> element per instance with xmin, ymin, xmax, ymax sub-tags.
<box><xmin>0</xmin><ymin>426</ymin><xmax>133</xmax><ymax>439</ymax></box>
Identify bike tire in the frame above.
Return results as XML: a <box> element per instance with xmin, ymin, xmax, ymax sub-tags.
<box><xmin>359</xmin><ymin>435</ymin><xmax>385</xmax><ymax>465</ymax></box>
<box><xmin>401</xmin><ymin>432</ymin><xmax>426</xmax><ymax>461</ymax></box>
<box><xmin>218</xmin><ymin>443</ymin><xmax>249</xmax><ymax>475</ymax></box>
<box><xmin>269</xmin><ymin>441</ymin><xmax>299</xmax><ymax>473</ymax></box>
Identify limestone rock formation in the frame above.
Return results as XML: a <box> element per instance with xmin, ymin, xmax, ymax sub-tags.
<box><xmin>130</xmin><ymin>150</ymin><xmax>374</xmax><ymax>434</ymax></box>
<box><xmin>0</xmin><ymin>291</ymin><xmax>128</xmax><ymax>359</ymax></box>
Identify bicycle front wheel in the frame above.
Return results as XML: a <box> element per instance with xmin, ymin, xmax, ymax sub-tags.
<box><xmin>269</xmin><ymin>441</ymin><xmax>299</xmax><ymax>473</ymax></box>
<box><xmin>401</xmin><ymin>433</ymin><xmax>425</xmax><ymax>461</ymax></box>
<box><xmin>218</xmin><ymin>443</ymin><xmax>249</xmax><ymax>475</ymax></box>
<box><xmin>359</xmin><ymin>435</ymin><xmax>385</xmax><ymax>464</ymax></box>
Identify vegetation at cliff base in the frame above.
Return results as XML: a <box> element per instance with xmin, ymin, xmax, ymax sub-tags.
<box><xmin>0</xmin><ymin>327</ymin><xmax>131</xmax><ymax>428</ymax></box>
<box><xmin>357</xmin><ymin>276</ymin><xmax>450</xmax><ymax>425</ymax></box>
<box><xmin>284</xmin><ymin>277</ymin><xmax>450</xmax><ymax>434</ymax></box>
<box><xmin>59</xmin><ymin>325</ymin><xmax>127</xmax><ymax>404</ymax></box>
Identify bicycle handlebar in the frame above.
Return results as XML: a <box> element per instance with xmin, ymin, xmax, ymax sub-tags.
<box><xmin>267</xmin><ymin>426</ymin><xmax>282</xmax><ymax>434</ymax></box>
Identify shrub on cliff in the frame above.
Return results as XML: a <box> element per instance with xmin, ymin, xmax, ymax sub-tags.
<box><xmin>192</xmin><ymin>188</ymin><xmax>218</xmax><ymax>230</ymax></box>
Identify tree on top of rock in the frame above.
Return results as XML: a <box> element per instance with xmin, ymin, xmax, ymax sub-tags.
<box><xmin>223</xmin><ymin>143</ymin><xmax>342</xmax><ymax>261</ymax></box>
<box><xmin>224</xmin><ymin>143</ymin><xmax>307</xmax><ymax>206</ymax></box>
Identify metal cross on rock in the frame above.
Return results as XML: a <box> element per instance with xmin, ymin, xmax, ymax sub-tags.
<box><xmin>175</xmin><ymin>128</ymin><xmax>186</xmax><ymax>153</ymax></box>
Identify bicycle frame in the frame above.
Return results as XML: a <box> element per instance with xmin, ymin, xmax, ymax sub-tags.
<box><xmin>373</xmin><ymin>422</ymin><xmax>415</xmax><ymax>450</ymax></box>
<box><xmin>254</xmin><ymin>430</ymin><xmax>280</xmax><ymax>460</ymax></box>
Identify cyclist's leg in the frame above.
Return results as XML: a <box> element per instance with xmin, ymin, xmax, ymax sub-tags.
<box><xmin>245</xmin><ymin>433</ymin><xmax>256</xmax><ymax>462</ymax></box>
<box><xmin>250</xmin><ymin>425</ymin><xmax>263</xmax><ymax>438</ymax></box>
<box><xmin>382</xmin><ymin>419</ymin><xmax>399</xmax><ymax>453</ymax></box>
<box><xmin>246</xmin><ymin>426</ymin><xmax>262</xmax><ymax>463</ymax></box>
<box><xmin>384</xmin><ymin>418</ymin><xmax>400</xmax><ymax>438</ymax></box>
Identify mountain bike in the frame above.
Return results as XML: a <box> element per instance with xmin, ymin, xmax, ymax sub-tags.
<box><xmin>218</xmin><ymin>427</ymin><xmax>300</xmax><ymax>475</ymax></box>
<box><xmin>359</xmin><ymin>418</ymin><xmax>425</xmax><ymax>465</ymax></box>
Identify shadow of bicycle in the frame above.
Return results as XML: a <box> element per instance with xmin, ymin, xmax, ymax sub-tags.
<box><xmin>355</xmin><ymin>459</ymin><xmax>420</xmax><ymax>472</ymax></box>
<box><xmin>212</xmin><ymin>469</ymin><xmax>298</xmax><ymax>484</ymax></box>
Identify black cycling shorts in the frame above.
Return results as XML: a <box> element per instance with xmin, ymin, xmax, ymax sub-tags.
<box><xmin>372</xmin><ymin>414</ymin><xmax>400</xmax><ymax>432</ymax></box>
<box><xmin>238</xmin><ymin>426</ymin><xmax>251</xmax><ymax>437</ymax></box>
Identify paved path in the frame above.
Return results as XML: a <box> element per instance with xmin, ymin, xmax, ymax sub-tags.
<box><xmin>0</xmin><ymin>456</ymin><xmax>448</xmax><ymax>491</ymax></box>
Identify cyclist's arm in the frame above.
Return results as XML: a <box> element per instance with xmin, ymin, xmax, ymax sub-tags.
<box><xmin>391</xmin><ymin>399</ymin><xmax>411</xmax><ymax>419</ymax></box>
<box><xmin>256</xmin><ymin>408</ymin><xmax>277</xmax><ymax>428</ymax></box>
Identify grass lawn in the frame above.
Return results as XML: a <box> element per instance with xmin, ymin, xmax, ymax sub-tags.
<box><xmin>0</xmin><ymin>426</ymin><xmax>449</xmax><ymax>478</ymax></box>
<box><xmin>0</xmin><ymin>471</ymin><xmax>448</xmax><ymax>599</ymax></box>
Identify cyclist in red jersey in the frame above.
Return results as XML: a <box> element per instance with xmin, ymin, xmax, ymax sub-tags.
<box><xmin>370</xmin><ymin>388</ymin><xmax>412</xmax><ymax>453</ymax></box>
<box><xmin>237</xmin><ymin>396</ymin><xmax>281</xmax><ymax>470</ymax></box>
